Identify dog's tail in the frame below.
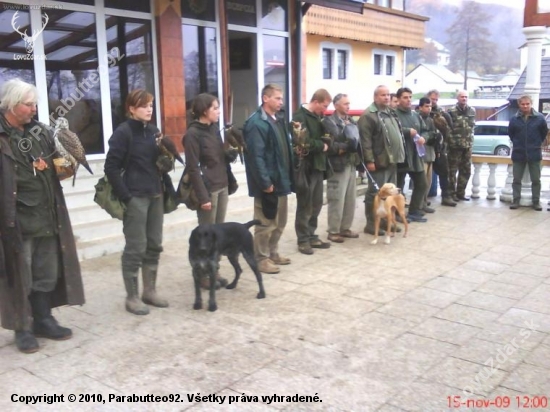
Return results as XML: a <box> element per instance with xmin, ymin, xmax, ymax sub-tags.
<box><xmin>244</xmin><ymin>219</ymin><xmax>262</xmax><ymax>229</ymax></box>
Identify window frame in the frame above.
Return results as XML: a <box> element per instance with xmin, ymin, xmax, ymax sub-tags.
<box><xmin>372</xmin><ymin>48</ymin><xmax>397</xmax><ymax>77</ymax></box>
<box><xmin>319</xmin><ymin>41</ymin><xmax>351</xmax><ymax>81</ymax></box>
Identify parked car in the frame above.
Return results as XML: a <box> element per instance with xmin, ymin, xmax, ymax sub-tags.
<box><xmin>473</xmin><ymin>120</ymin><xmax>511</xmax><ymax>156</ymax></box>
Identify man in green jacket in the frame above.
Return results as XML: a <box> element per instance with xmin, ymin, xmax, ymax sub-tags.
<box><xmin>243</xmin><ymin>84</ymin><xmax>293</xmax><ymax>274</ymax></box>
<box><xmin>358</xmin><ymin>85</ymin><xmax>406</xmax><ymax>235</ymax></box>
<box><xmin>292</xmin><ymin>89</ymin><xmax>332</xmax><ymax>255</ymax></box>
<box><xmin>395</xmin><ymin>87</ymin><xmax>429</xmax><ymax>222</ymax></box>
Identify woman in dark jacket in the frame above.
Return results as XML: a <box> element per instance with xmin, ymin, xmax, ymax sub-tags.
<box><xmin>183</xmin><ymin>93</ymin><xmax>230</xmax><ymax>288</ymax></box>
<box><xmin>104</xmin><ymin>90</ymin><xmax>171</xmax><ymax>315</ymax></box>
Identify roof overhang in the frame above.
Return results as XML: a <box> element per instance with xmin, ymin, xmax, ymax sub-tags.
<box><xmin>303</xmin><ymin>0</ymin><xmax>365</xmax><ymax>15</ymax></box>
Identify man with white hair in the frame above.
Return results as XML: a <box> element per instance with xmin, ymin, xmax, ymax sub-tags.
<box><xmin>0</xmin><ymin>79</ymin><xmax>84</xmax><ymax>353</ymax></box>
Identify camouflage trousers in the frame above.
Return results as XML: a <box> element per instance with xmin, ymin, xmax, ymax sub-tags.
<box><xmin>447</xmin><ymin>147</ymin><xmax>472</xmax><ymax>198</ymax></box>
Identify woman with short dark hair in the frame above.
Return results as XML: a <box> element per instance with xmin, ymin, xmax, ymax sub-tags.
<box><xmin>105</xmin><ymin>89</ymin><xmax>172</xmax><ymax>315</ymax></box>
<box><xmin>183</xmin><ymin>93</ymin><xmax>230</xmax><ymax>288</ymax></box>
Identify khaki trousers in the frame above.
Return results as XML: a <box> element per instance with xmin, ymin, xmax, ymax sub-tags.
<box><xmin>253</xmin><ymin>195</ymin><xmax>288</xmax><ymax>262</ymax></box>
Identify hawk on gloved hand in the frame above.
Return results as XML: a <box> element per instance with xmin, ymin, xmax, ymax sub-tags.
<box><xmin>223</xmin><ymin>125</ymin><xmax>246</xmax><ymax>164</ymax></box>
<box><xmin>53</xmin><ymin>117</ymin><xmax>93</xmax><ymax>186</ymax></box>
<box><xmin>155</xmin><ymin>132</ymin><xmax>184</xmax><ymax>164</ymax></box>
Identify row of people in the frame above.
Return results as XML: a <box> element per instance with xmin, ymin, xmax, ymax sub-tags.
<box><xmin>2</xmin><ymin>77</ymin><xmax>546</xmax><ymax>355</ymax></box>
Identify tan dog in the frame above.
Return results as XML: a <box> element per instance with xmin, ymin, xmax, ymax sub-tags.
<box><xmin>371</xmin><ymin>183</ymin><xmax>409</xmax><ymax>245</ymax></box>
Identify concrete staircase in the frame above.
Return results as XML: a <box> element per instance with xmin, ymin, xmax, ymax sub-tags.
<box><xmin>64</xmin><ymin>159</ymin><xmax>367</xmax><ymax>260</ymax></box>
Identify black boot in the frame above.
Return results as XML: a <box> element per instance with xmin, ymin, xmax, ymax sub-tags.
<box><xmin>15</xmin><ymin>330</ymin><xmax>39</xmax><ymax>353</ymax></box>
<box><xmin>29</xmin><ymin>291</ymin><xmax>72</xmax><ymax>340</ymax></box>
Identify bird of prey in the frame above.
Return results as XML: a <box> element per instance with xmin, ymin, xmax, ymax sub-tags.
<box><xmin>155</xmin><ymin>132</ymin><xmax>184</xmax><ymax>166</ymax></box>
<box><xmin>53</xmin><ymin>117</ymin><xmax>93</xmax><ymax>186</ymax></box>
<box><xmin>291</xmin><ymin>121</ymin><xmax>309</xmax><ymax>156</ymax></box>
<box><xmin>223</xmin><ymin>125</ymin><xmax>246</xmax><ymax>164</ymax></box>
<box><xmin>432</xmin><ymin>111</ymin><xmax>450</xmax><ymax>141</ymax></box>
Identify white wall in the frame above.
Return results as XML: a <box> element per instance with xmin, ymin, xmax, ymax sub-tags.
<box><xmin>404</xmin><ymin>65</ymin><xmax>461</xmax><ymax>94</ymax></box>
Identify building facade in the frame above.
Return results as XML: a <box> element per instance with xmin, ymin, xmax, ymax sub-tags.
<box><xmin>1</xmin><ymin>0</ymin><xmax>367</xmax><ymax>156</ymax></box>
<box><xmin>302</xmin><ymin>2</ymin><xmax>427</xmax><ymax>109</ymax></box>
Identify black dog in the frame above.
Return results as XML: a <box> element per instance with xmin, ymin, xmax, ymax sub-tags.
<box><xmin>188</xmin><ymin>220</ymin><xmax>266</xmax><ymax>312</ymax></box>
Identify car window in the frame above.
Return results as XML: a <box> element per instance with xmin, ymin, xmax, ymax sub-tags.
<box><xmin>498</xmin><ymin>126</ymin><xmax>508</xmax><ymax>135</ymax></box>
<box><xmin>475</xmin><ymin>125</ymin><xmax>499</xmax><ymax>135</ymax></box>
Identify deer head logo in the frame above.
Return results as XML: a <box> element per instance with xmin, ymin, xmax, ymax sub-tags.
<box><xmin>11</xmin><ymin>11</ymin><xmax>49</xmax><ymax>54</ymax></box>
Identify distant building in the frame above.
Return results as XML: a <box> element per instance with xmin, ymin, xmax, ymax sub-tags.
<box><xmin>404</xmin><ymin>63</ymin><xmax>463</xmax><ymax>94</ymax></box>
<box><xmin>509</xmin><ymin>57</ymin><xmax>550</xmax><ymax>116</ymax></box>
<box><xmin>425</xmin><ymin>37</ymin><xmax>450</xmax><ymax>67</ymax></box>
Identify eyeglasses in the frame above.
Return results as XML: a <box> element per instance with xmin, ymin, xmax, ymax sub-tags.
<box><xmin>21</xmin><ymin>102</ymin><xmax>37</xmax><ymax>107</ymax></box>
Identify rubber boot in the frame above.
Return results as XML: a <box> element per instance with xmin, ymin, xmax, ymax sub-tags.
<box><xmin>141</xmin><ymin>264</ymin><xmax>169</xmax><ymax>308</ymax></box>
<box><xmin>29</xmin><ymin>291</ymin><xmax>72</xmax><ymax>340</ymax></box>
<box><xmin>15</xmin><ymin>330</ymin><xmax>39</xmax><ymax>353</ymax></box>
<box><xmin>123</xmin><ymin>275</ymin><xmax>149</xmax><ymax>315</ymax></box>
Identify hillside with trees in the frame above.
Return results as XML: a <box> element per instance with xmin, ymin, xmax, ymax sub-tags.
<box><xmin>406</xmin><ymin>0</ymin><xmax>523</xmax><ymax>76</ymax></box>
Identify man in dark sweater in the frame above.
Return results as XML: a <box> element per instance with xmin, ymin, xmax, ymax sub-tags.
<box><xmin>292</xmin><ymin>89</ymin><xmax>332</xmax><ymax>255</ymax></box>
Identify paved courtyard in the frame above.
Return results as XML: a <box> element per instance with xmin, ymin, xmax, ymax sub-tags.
<box><xmin>1</xmin><ymin>190</ymin><xmax>550</xmax><ymax>411</ymax></box>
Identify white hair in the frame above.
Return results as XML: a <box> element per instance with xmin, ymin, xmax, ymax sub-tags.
<box><xmin>0</xmin><ymin>78</ymin><xmax>38</xmax><ymax>112</ymax></box>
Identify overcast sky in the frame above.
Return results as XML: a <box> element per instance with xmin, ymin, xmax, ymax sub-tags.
<box><xmin>444</xmin><ymin>0</ymin><xmax>524</xmax><ymax>8</ymax></box>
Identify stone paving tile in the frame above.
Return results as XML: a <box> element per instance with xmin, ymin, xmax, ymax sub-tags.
<box><xmin>507</xmin><ymin>262</ymin><xmax>550</xmax><ymax>278</ymax></box>
<box><xmin>498</xmin><ymin>363</ymin><xmax>550</xmax><ymax>394</ymax></box>
<box><xmin>435</xmin><ymin>304</ymin><xmax>502</xmax><ymax>328</ymax></box>
<box><xmin>411</xmin><ymin>318</ymin><xmax>482</xmax><ymax>346</ymax></box>
<box><xmin>390</xmin><ymin>333</ymin><xmax>458</xmax><ymax>357</ymax></box>
<box><xmin>423</xmin><ymin>276</ymin><xmax>478</xmax><ymax>296</ymax></box>
<box><xmin>450</xmin><ymin>338</ymin><xmax>530</xmax><ymax>372</ymax></box>
<box><xmin>375</xmin><ymin>299</ymin><xmax>440</xmax><ymax>323</ymax></box>
<box><xmin>0</xmin><ymin>345</ymin><xmax>48</xmax><ymax>375</ymax></box>
<box><xmin>491</xmin><ymin>271</ymin><xmax>544</xmax><ymax>288</ymax></box>
<box><xmin>401</xmin><ymin>287</ymin><xmax>461</xmax><ymax>308</ymax></box>
<box><xmin>457</xmin><ymin>291</ymin><xmax>518</xmax><ymax>313</ymax></box>
<box><xmin>356</xmin><ymin>312</ymin><xmax>419</xmax><ymax>339</ymax></box>
<box><xmin>346</xmin><ymin>285</ymin><xmax>405</xmax><ymax>304</ymax></box>
<box><xmin>476</xmin><ymin>281</ymin><xmax>537</xmax><ymax>300</ymax></box>
<box><xmin>0</xmin><ymin>368</ymin><xmax>55</xmax><ymax>398</ymax></box>
<box><xmin>523</xmin><ymin>343</ymin><xmax>550</xmax><ymax>369</ymax></box>
<box><xmin>474</xmin><ymin>323</ymin><xmax>548</xmax><ymax>351</ymax></box>
<box><xmin>497</xmin><ymin>308</ymin><xmax>550</xmax><ymax>333</ymax></box>
<box><xmin>442</xmin><ymin>267</ymin><xmax>496</xmax><ymax>284</ymax></box>
<box><xmin>460</xmin><ymin>260</ymin><xmax>510</xmax><ymax>275</ymax></box>
<box><xmin>421</xmin><ymin>356</ymin><xmax>508</xmax><ymax>396</ymax></box>
<box><xmin>386</xmin><ymin>380</ymin><xmax>459</xmax><ymax>411</ymax></box>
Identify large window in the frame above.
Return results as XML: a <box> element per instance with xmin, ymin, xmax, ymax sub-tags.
<box><xmin>263</xmin><ymin>35</ymin><xmax>287</xmax><ymax>104</ymax></box>
<box><xmin>183</xmin><ymin>25</ymin><xmax>218</xmax><ymax>110</ymax></box>
<box><xmin>107</xmin><ymin>17</ymin><xmax>155</xmax><ymax>131</ymax></box>
<box><xmin>43</xmin><ymin>10</ymin><xmax>105</xmax><ymax>154</ymax></box>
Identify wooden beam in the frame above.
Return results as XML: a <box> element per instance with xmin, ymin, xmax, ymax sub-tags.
<box><xmin>219</xmin><ymin>0</ymin><xmax>231</xmax><ymax>125</ymax></box>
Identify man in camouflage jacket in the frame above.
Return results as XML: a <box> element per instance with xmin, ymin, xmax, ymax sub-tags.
<box><xmin>447</xmin><ymin>90</ymin><xmax>476</xmax><ymax>201</ymax></box>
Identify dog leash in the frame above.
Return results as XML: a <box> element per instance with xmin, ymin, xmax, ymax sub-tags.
<box><xmin>357</xmin><ymin>139</ymin><xmax>380</xmax><ymax>191</ymax></box>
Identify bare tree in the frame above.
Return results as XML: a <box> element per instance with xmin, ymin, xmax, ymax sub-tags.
<box><xmin>446</xmin><ymin>1</ymin><xmax>497</xmax><ymax>89</ymax></box>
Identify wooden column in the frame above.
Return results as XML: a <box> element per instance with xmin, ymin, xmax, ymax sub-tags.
<box><xmin>155</xmin><ymin>0</ymin><xmax>186</xmax><ymax>151</ymax></box>
<box><xmin>219</xmin><ymin>0</ymin><xmax>231</xmax><ymax>124</ymax></box>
